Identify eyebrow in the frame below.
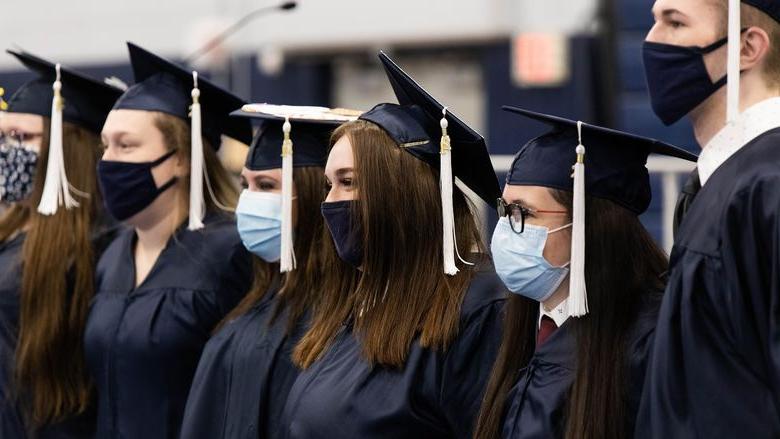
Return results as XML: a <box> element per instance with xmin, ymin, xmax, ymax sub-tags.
<box><xmin>653</xmin><ymin>7</ymin><xmax>685</xmax><ymax>19</ymax></box>
<box><xmin>508</xmin><ymin>197</ymin><xmax>537</xmax><ymax>210</ymax></box>
<box><xmin>335</xmin><ymin>168</ymin><xmax>354</xmax><ymax>178</ymax></box>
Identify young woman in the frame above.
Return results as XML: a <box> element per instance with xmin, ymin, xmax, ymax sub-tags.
<box><xmin>0</xmin><ymin>50</ymin><xmax>123</xmax><ymax>438</ymax></box>
<box><xmin>279</xmin><ymin>53</ymin><xmax>506</xmax><ymax>439</ymax></box>
<box><xmin>473</xmin><ymin>107</ymin><xmax>697</xmax><ymax>439</ymax></box>
<box><xmin>180</xmin><ymin>105</ymin><xmax>360</xmax><ymax>439</ymax></box>
<box><xmin>82</xmin><ymin>43</ymin><xmax>253</xmax><ymax>439</ymax></box>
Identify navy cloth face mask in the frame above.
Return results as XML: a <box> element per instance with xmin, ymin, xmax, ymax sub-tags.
<box><xmin>97</xmin><ymin>150</ymin><xmax>178</xmax><ymax>221</ymax></box>
<box><xmin>642</xmin><ymin>36</ymin><xmax>729</xmax><ymax>126</ymax></box>
<box><xmin>321</xmin><ymin>200</ymin><xmax>363</xmax><ymax>268</ymax></box>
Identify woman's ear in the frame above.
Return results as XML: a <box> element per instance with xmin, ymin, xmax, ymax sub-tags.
<box><xmin>172</xmin><ymin>150</ymin><xmax>190</xmax><ymax>178</ymax></box>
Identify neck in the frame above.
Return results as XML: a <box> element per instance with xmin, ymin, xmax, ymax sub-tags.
<box><xmin>691</xmin><ymin>75</ymin><xmax>780</xmax><ymax>148</ymax></box>
<box><xmin>542</xmin><ymin>277</ymin><xmax>569</xmax><ymax>312</ymax></box>
<box><xmin>134</xmin><ymin>188</ymin><xmax>188</xmax><ymax>253</ymax></box>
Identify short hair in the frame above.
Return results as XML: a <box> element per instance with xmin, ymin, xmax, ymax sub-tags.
<box><xmin>713</xmin><ymin>0</ymin><xmax>780</xmax><ymax>89</ymax></box>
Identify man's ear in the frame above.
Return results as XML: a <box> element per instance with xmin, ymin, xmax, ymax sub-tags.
<box><xmin>741</xmin><ymin>26</ymin><xmax>772</xmax><ymax>72</ymax></box>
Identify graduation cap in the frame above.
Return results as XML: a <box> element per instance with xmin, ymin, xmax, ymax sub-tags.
<box><xmin>6</xmin><ymin>49</ymin><xmax>125</xmax><ymax>215</ymax></box>
<box><xmin>743</xmin><ymin>0</ymin><xmax>780</xmax><ymax>23</ymax></box>
<box><xmin>503</xmin><ymin>105</ymin><xmax>697</xmax><ymax>317</ymax></box>
<box><xmin>359</xmin><ymin>51</ymin><xmax>501</xmax><ymax>275</ymax></box>
<box><xmin>113</xmin><ymin>42</ymin><xmax>252</xmax><ymax>230</ymax></box>
<box><xmin>232</xmin><ymin>104</ymin><xmax>361</xmax><ymax>272</ymax></box>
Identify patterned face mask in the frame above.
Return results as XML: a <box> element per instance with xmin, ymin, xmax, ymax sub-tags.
<box><xmin>0</xmin><ymin>136</ymin><xmax>39</xmax><ymax>203</ymax></box>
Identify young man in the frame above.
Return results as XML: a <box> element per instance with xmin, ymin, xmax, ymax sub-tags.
<box><xmin>637</xmin><ymin>1</ymin><xmax>780</xmax><ymax>437</ymax></box>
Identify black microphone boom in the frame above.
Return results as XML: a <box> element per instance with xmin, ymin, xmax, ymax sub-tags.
<box><xmin>185</xmin><ymin>1</ymin><xmax>298</xmax><ymax>64</ymax></box>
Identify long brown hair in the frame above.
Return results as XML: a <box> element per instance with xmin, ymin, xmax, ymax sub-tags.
<box><xmin>0</xmin><ymin>204</ymin><xmax>30</xmax><ymax>243</ymax></box>
<box><xmin>153</xmin><ymin>112</ymin><xmax>240</xmax><ymax>212</ymax></box>
<box><xmin>15</xmin><ymin>118</ymin><xmax>103</xmax><ymax>427</ymax></box>
<box><xmin>293</xmin><ymin>119</ymin><xmax>483</xmax><ymax>368</ymax></box>
<box><xmin>221</xmin><ymin>166</ymin><xmax>329</xmax><ymax>334</ymax></box>
<box><xmin>473</xmin><ymin>190</ymin><xmax>668</xmax><ymax>439</ymax></box>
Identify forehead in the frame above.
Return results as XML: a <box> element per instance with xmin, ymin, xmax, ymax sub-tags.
<box><xmin>503</xmin><ymin>184</ymin><xmax>561</xmax><ymax>206</ymax></box>
<box><xmin>652</xmin><ymin>0</ymin><xmax>720</xmax><ymax>17</ymax></box>
<box><xmin>102</xmin><ymin>109</ymin><xmax>157</xmax><ymax>135</ymax></box>
<box><xmin>0</xmin><ymin>112</ymin><xmax>44</xmax><ymax>131</ymax></box>
<box><xmin>325</xmin><ymin>134</ymin><xmax>354</xmax><ymax>173</ymax></box>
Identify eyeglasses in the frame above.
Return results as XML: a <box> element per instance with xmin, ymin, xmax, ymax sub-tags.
<box><xmin>0</xmin><ymin>130</ymin><xmax>43</xmax><ymax>151</ymax></box>
<box><xmin>496</xmin><ymin>198</ymin><xmax>568</xmax><ymax>234</ymax></box>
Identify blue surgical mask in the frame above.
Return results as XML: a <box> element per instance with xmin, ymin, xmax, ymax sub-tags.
<box><xmin>491</xmin><ymin>217</ymin><xmax>571</xmax><ymax>302</ymax></box>
<box><xmin>236</xmin><ymin>189</ymin><xmax>283</xmax><ymax>262</ymax></box>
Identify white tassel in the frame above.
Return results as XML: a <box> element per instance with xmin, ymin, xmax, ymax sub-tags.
<box><xmin>188</xmin><ymin>71</ymin><xmax>206</xmax><ymax>231</ymax></box>
<box><xmin>440</xmin><ymin>107</ymin><xmax>458</xmax><ymax>276</ymax></box>
<box><xmin>726</xmin><ymin>0</ymin><xmax>741</xmax><ymax>125</ymax></box>
<box><xmin>38</xmin><ymin>63</ymin><xmax>80</xmax><ymax>215</ymax></box>
<box><xmin>569</xmin><ymin>121</ymin><xmax>588</xmax><ymax>317</ymax></box>
<box><xmin>280</xmin><ymin>116</ymin><xmax>296</xmax><ymax>272</ymax></box>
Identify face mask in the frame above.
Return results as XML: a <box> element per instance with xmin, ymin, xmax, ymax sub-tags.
<box><xmin>236</xmin><ymin>189</ymin><xmax>283</xmax><ymax>262</ymax></box>
<box><xmin>642</xmin><ymin>36</ymin><xmax>729</xmax><ymax>126</ymax></box>
<box><xmin>97</xmin><ymin>150</ymin><xmax>178</xmax><ymax>221</ymax></box>
<box><xmin>491</xmin><ymin>217</ymin><xmax>571</xmax><ymax>302</ymax></box>
<box><xmin>0</xmin><ymin>142</ymin><xmax>38</xmax><ymax>203</ymax></box>
<box><xmin>321</xmin><ymin>200</ymin><xmax>362</xmax><ymax>268</ymax></box>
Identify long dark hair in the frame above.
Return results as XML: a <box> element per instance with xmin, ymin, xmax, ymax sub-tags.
<box><xmin>293</xmin><ymin>119</ymin><xmax>483</xmax><ymax>368</ymax></box>
<box><xmin>474</xmin><ymin>189</ymin><xmax>668</xmax><ymax>439</ymax></box>
<box><xmin>15</xmin><ymin>118</ymin><xmax>102</xmax><ymax>428</ymax></box>
<box><xmin>220</xmin><ymin>166</ymin><xmax>329</xmax><ymax>334</ymax></box>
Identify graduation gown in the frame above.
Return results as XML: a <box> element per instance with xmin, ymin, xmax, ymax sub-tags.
<box><xmin>0</xmin><ymin>233</ymin><xmax>25</xmax><ymax>438</ymax></box>
<box><xmin>502</xmin><ymin>293</ymin><xmax>660</xmax><ymax>439</ymax></box>
<box><xmin>636</xmin><ymin>128</ymin><xmax>780</xmax><ymax>438</ymax></box>
<box><xmin>84</xmin><ymin>214</ymin><xmax>253</xmax><ymax>439</ymax></box>
<box><xmin>179</xmin><ymin>289</ymin><xmax>306</xmax><ymax>439</ymax></box>
<box><xmin>0</xmin><ymin>221</ymin><xmax>118</xmax><ymax>439</ymax></box>
<box><xmin>279</xmin><ymin>265</ymin><xmax>506</xmax><ymax>439</ymax></box>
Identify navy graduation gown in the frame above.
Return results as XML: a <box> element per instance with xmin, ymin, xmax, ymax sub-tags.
<box><xmin>84</xmin><ymin>214</ymin><xmax>253</xmax><ymax>439</ymax></box>
<box><xmin>280</xmin><ymin>266</ymin><xmax>506</xmax><ymax>439</ymax></box>
<box><xmin>180</xmin><ymin>289</ymin><xmax>306</xmax><ymax>439</ymax></box>
<box><xmin>0</xmin><ymin>233</ymin><xmax>25</xmax><ymax>438</ymax></box>
<box><xmin>502</xmin><ymin>293</ymin><xmax>660</xmax><ymax>439</ymax></box>
<box><xmin>1</xmin><ymin>221</ymin><xmax>118</xmax><ymax>438</ymax></box>
<box><xmin>636</xmin><ymin>129</ymin><xmax>780</xmax><ymax>438</ymax></box>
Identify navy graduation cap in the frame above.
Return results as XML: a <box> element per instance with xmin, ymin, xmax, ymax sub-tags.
<box><xmin>232</xmin><ymin>104</ymin><xmax>361</xmax><ymax>171</ymax></box>
<box><xmin>360</xmin><ymin>51</ymin><xmax>500</xmax><ymax>207</ymax></box>
<box><xmin>743</xmin><ymin>0</ymin><xmax>780</xmax><ymax>22</ymax></box>
<box><xmin>5</xmin><ymin>49</ymin><xmax>124</xmax><ymax>134</ymax></box>
<box><xmin>113</xmin><ymin>42</ymin><xmax>252</xmax><ymax>147</ymax></box>
<box><xmin>502</xmin><ymin>106</ymin><xmax>697</xmax><ymax>215</ymax></box>
<box><xmin>360</xmin><ymin>51</ymin><xmax>500</xmax><ymax>275</ymax></box>
<box><xmin>502</xmin><ymin>105</ymin><xmax>696</xmax><ymax>317</ymax></box>
<box><xmin>231</xmin><ymin>104</ymin><xmax>361</xmax><ymax>272</ymax></box>
<box><xmin>5</xmin><ymin>49</ymin><xmax>125</xmax><ymax>215</ymax></box>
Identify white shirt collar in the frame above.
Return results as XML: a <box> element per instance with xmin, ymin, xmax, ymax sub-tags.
<box><xmin>539</xmin><ymin>298</ymin><xmax>569</xmax><ymax>329</ymax></box>
<box><xmin>698</xmin><ymin>97</ymin><xmax>780</xmax><ymax>186</ymax></box>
